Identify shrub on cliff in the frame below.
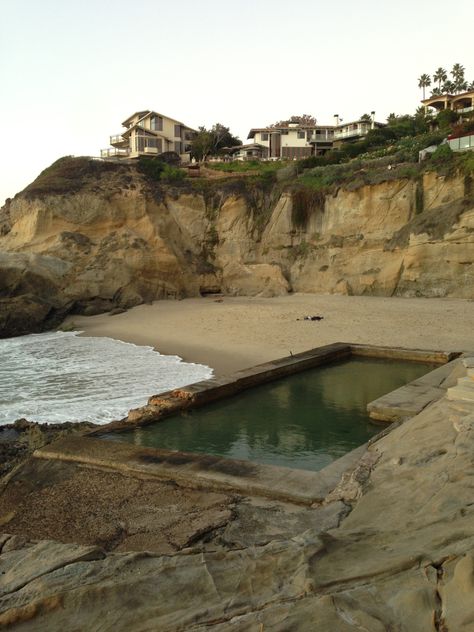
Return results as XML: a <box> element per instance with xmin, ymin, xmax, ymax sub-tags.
<box><xmin>137</xmin><ymin>157</ymin><xmax>185</xmax><ymax>184</ymax></box>
<box><xmin>22</xmin><ymin>156</ymin><xmax>122</xmax><ymax>198</ymax></box>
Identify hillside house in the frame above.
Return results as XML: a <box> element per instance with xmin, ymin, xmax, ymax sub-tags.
<box><xmin>247</xmin><ymin>123</ymin><xmax>334</xmax><ymax>159</ymax></box>
<box><xmin>101</xmin><ymin>110</ymin><xmax>196</xmax><ymax>161</ymax></box>
<box><xmin>228</xmin><ymin>143</ymin><xmax>268</xmax><ymax>161</ymax></box>
<box><xmin>422</xmin><ymin>89</ymin><xmax>474</xmax><ymax>118</ymax></box>
<box><xmin>332</xmin><ymin>113</ymin><xmax>385</xmax><ymax>147</ymax></box>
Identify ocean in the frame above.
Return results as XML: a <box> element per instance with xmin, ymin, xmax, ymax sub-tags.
<box><xmin>0</xmin><ymin>331</ymin><xmax>213</xmax><ymax>425</ymax></box>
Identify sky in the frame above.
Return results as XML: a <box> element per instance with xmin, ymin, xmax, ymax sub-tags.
<box><xmin>0</xmin><ymin>0</ymin><xmax>473</xmax><ymax>205</ymax></box>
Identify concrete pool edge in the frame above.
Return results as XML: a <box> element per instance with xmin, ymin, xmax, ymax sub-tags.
<box><xmin>34</xmin><ymin>342</ymin><xmax>465</xmax><ymax>506</ymax></box>
<box><xmin>33</xmin><ymin>436</ymin><xmax>369</xmax><ymax>506</ymax></box>
<box><xmin>86</xmin><ymin>342</ymin><xmax>459</xmax><ymax>437</ymax></box>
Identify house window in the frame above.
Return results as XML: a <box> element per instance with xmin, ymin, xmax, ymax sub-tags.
<box><xmin>135</xmin><ymin>135</ymin><xmax>146</xmax><ymax>152</ymax></box>
<box><xmin>150</xmin><ymin>116</ymin><xmax>163</xmax><ymax>131</ymax></box>
<box><xmin>261</xmin><ymin>133</ymin><xmax>269</xmax><ymax>141</ymax></box>
<box><xmin>174</xmin><ymin>124</ymin><xmax>181</xmax><ymax>137</ymax></box>
<box><xmin>297</xmin><ymin>130</ymin><xmax>305</xmax><ymax>139</ymax></box>
<box><xmin>174</xmin><ymin>141</ymin><xmax>182</xmax><ymax>154</ymax></box>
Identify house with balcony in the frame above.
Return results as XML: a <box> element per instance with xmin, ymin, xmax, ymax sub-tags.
<box><xmin>422</xmin><ymin>89</ymin><xmax>474</xmax><ymax>119</ymax></box>
<box><xmin>332</xmin><ymin>113</ymin><xmax>385</xmax><ymax>147</ymax></box>
<box><xmin>228</xmin><ymin>143</ymin><xmax>268</xmax><ymax>161</ymax></box>
<box><xmin>101</xmin><ymin>110</ymin><xmax>196</xmax><ymax>161</ymax></box>
<box><xmin>247</xmin><ymin>122</ymin><xmax>334</xmax><ymax>159</ymax></box>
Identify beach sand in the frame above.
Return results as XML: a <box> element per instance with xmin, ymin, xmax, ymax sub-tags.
<box><xmin>66</xmin><ymin>294</ymin><xmax>474</xmax><ymax>376</ymax></box>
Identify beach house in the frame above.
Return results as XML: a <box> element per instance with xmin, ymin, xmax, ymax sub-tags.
<box><xmin>101</xmin><ymin>110</ymin><xmax>196</xmax><ymax>161</ymax></box>
<box><xmin>421</xmin><ymin>89</ymin><xmax>474</xmax><ymax>118</ymax></box>
<box><xmin>247</xmin><ymin>122</ymin><xmax>335</xmax><ymax>160</ymax></box>
<box><xmin>332</xmin><ymin>113</ymin><xmax>386</xmax><ymax>148</ymax></box>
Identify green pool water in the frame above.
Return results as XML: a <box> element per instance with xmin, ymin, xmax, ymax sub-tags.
<box><xmin>104</xmin><ymin>358</ymin><xmax>437</xmax><ymax>472</ymax></box>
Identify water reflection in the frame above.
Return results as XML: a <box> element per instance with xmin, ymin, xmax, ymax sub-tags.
<box><xmin>109</xmin><ymin>358</ymin><xmax>436</xmax><ymax>472</ymax></box>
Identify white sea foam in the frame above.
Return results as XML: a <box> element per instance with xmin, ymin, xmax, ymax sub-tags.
<box><xmin>0</xmin><ymin>331</ymin><xmax>213</xmax><ymax>425</ymax></box>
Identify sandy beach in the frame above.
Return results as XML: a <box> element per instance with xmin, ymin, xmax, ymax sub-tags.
<box><xmin>67</xmin><ymin>294</ymin><xmax>474</xmax><ymax>376</ymax></box>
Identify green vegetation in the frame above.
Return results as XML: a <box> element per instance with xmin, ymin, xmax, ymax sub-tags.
<box><xmin>415</xmin><ymin>180</ymin><xmax>424</xmax><ymax>214</ymax></box>
<box><xmin>205</xmin><ymin>160</ymin><xmax>288</xmax><ymax>175</ymax></box>
<box><xmin>191</xmin><ymin>123</ymin><xmax>241</xmax><ymax>161</ymax></box>
<box><xmin>291</xmin><ymin>188</ymin><xmax>325</xmax><ymax>229</ymax></box>
<box><xmin>418</xmin><ymin>74</ymin><xmax>431</xmax><ymax>100</ymax></box>
<box><xmin>22</xmin><ymin>156</ymin><xmax>125</xmax><ymax>198</ymax></box>
<box><xmin>137</xmin><ymin>157</ymin><xmax>185</xmax><ymax>183</ymax></box>
<box><xmin>422</xmin><ymin>63</ymin><xmax>472</xmax><ymax>97</ymax></box>
<box><xmin>288</xmin><ymin>240</ymin><xmax>312</xmax><ymax>259</ymax></box>
<box><xmin>267</xmin><ymin>114</ymin><xmax>317</xmax><ymax>127</ymax></box>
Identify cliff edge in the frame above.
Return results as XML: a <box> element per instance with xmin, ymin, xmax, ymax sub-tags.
<box><xmin>0</xmin><ymin>155</ymin><xmax>473</xmax><ymax>337</ymax></box>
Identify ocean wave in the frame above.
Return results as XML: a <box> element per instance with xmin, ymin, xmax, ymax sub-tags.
<box><xmin>0</xmin><ymin>331</ymin><xmax>212</xmax><ymax>425</ymax></box>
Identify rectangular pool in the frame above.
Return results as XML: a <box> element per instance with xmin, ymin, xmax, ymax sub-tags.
<box><xmin>102</xmin><ymin>357</ymin><xmax>437</xmax><ymax>472</ymax></box>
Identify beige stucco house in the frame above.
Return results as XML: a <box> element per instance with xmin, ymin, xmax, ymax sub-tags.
<box><xmin>228</xmin><ymin>143</ymin><xmax>268</xmax><ymax>161</ymax></box>
<box><xmin>247</xmin><ymin>123</ymin><xmax>334</xmax><ymax>159</ymax></box>
<box><xmin>101</xmin><ymin>110</ymin><xmax>196</xmax><ymax>161</ymax></box>
<box><xmin>332</xmin><ymin>113</ymin><xmax>385</xmax><ymax>147</ymax></box>
<box><xmin>422</xmin><ymin>89</ymin><xmax>474</xmax><ymax>118</ymax></box>
<box><xmin>246</xmin><ymin>113</ymin><xmax>385</xmax><ymax>158</ymax></box>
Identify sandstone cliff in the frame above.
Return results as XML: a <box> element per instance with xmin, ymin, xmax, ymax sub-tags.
<box><xmin>0</xmin><ymin>156</ymin><xmax>473</xmax><ymax>336</ymax></box>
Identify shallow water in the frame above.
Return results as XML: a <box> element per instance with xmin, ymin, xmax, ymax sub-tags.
<box><xmin>0</xmin><ymin>331</ymin><xmax>212</xmax><ymax>425</ymax></box>
<box><xmin>106</xmin><ymin>358</ymin><xmax>437</xmax><ymax>471</ymax></box>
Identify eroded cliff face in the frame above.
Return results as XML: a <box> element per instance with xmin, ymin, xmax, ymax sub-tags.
<box><xmin>0</xmin><ymin>161</ymin><xmax>473</xmax><ymax>335</ymax></box>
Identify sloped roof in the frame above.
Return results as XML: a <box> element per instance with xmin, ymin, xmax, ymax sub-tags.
<box><xmin>121</xmin><ymin>110</ymin><xmax>196</xmax><ymax>131</ymax></box>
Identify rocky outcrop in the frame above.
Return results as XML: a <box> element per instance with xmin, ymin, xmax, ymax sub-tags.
<box><xmin>2</xmin><ymin>382</ymin><xmax>474</xmax><ymax>630</ymax></box>
<box><xmin>0</xmin><ymin>158</ymin><xmax>473</xmax><ymax>336</ymax></box>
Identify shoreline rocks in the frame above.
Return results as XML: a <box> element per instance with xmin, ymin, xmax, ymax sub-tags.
<box><xmin>0</xmin><ymin>418</ymin><xmax>96</xmax><ymax>477</ymax></box>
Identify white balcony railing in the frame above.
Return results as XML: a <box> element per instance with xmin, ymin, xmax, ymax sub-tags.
<box><xmin>309</xmin><ymin>133</ymin><xmax>334</xmax><ymax>143</ymax></box>
<box><xmin>110</xmin><ymin>134</ymin><xmax>127</xmax><ymax>145</ymax></box>
<box><xmin>100</xmin><ymin>148</ymin><xmax>130</xmax><ymax>158</ymax></box>
<box><xmin>334</xmin><ymin>127</ymin><xmax>370</xmax><ymax>140</ymax></box>
<box><xmin>455</xmin><ymin>106</ymin><xmax>474</xmax><ymax>114</ymax></box>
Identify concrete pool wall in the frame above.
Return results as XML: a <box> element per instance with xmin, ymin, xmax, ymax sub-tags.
<box><xmin>32</xmin><ymin>343</ymin><xmax>463</xmax><ymax>505</ymax></box>
<box><xmin>88</xmin><ymin>342</ymin><xmax>460</xmax><ymax>436</ymax></box>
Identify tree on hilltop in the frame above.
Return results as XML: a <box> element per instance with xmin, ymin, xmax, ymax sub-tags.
<box><xmin>268</xmin><ymin>114</ymin><xmax>318</xmax><ymax>128</ymax></box>
<box><xmin>421</xmin><ymin>63</ymin><xmax>472</xmax><ymax>97</ymax></box>
<box><xmin>451</xmin><ymin>63</ymin><xmax>467</xmax><ymax>93</ymax></box>
<box><xmin>442</xmin><ymin>80</ymin><xmax>456</xmax><ymax>94</ymax></box>
<box><xmin>191</xmin><ymin>123</ymin><xmax>241</xmax><ymax>161</ymax></box>
<box><xmin>433</xmin><ymin>67</ymin><xmax>447</xmax><ymax>91</ymax></box>
<box><xmin>418</xmin><ymin>74</ymin><xmax>431</xmax><ymax>99</ymax></box>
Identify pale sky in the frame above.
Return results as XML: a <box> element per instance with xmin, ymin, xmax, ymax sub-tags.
<box><xmin>0</xmin><ymin>0</ymin><xmax>472</xmax><ymax>205</ymax></box>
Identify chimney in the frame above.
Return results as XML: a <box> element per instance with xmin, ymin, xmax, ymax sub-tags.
<box><xmin>370</xmin><ymin>111</ymin><xmax>375</xmax><ymax>129</ymax></box>
<box><xmin>334</xmin><ymin>114</ymin><xmax>340</xmax><ymax>126</ymax></box>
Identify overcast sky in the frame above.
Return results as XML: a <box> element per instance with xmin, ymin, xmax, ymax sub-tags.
<box><xmin>0</xmin><ymin>0</ymin><xmax>472</xmax><ymax>205</ymax></box>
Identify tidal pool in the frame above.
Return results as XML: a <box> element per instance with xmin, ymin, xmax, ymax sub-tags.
<box><xmin>104</xmin><ymin>357</ymin><xmax>437</xmax><ymax>472</ymax></box>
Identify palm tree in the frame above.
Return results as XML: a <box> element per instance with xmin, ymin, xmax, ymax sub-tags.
<box><xmin>451</xmin><ymin>63</ymin><xmax>465</xmax><ymax>81</ymax></box>
<box><xmin>430</xmin><ymin>87</ymin><xmax>441</xmax><ymax>97</ymax></box>
<box><xmin>442</xmin><ymin>80</ymin><xmax>456</xmax><ymax>94</ymax></box>
<box><xmin>433</xmin><ymin>67</ymin><xmax>447</xmax><ymax>91</ymax></box>
<box><xmin>469</xmin><ymin>81</ymin><xmax>474</xmax><ymax>91</ymax></box>
<box><xmin>418</xmin><ymin>74</ymin><xmax>431</xmax><ymax>99</ymax></box>
<box><xmin>451</xmin><ymin>63</ymin><xmax>466</xmax><ymax>93</ymax></box>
